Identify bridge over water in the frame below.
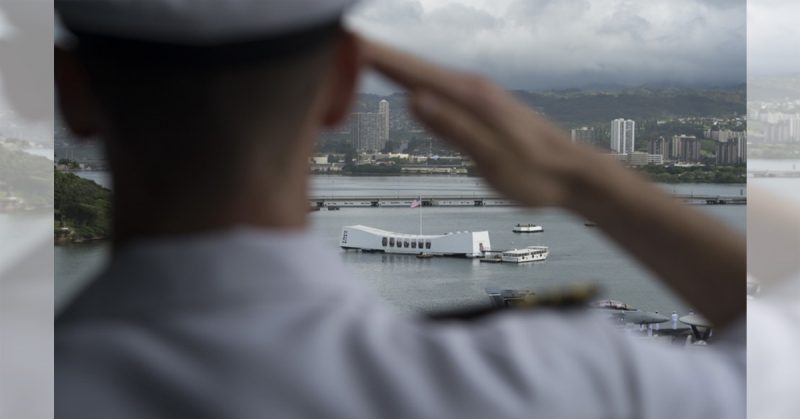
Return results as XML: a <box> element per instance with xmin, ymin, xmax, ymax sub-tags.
<box><xmin>749</xmin><ymin>170</ymin><xmax>800</xmax><ymax>178</ymax></box>
<box><xmin>309</xmin><ymin>193</ymin><xmax>746</xmax><ymax>208</ymax></box>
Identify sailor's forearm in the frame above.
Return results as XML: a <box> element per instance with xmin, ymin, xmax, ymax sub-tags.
<box><xmin>564</xmin><ymin>154</ymin><xmax>746</xmax><ymax>328</ymax></box>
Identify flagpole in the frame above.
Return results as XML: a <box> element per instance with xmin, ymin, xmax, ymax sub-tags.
<box><xmin>418</xmin><ymin>195</ymin><xmax>422</xmax><ymax>235</ymax></box>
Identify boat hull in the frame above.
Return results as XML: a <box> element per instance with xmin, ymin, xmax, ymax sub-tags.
<box><xmin>513</xmin><ymin>225</ymin><xmax>543</xmax><ymax>233</ymax></box>
<box><xmin>500</xmin><ymin>246</ymin><xmax>549</xmax><ymax>263</ymax></box>
<box><xmin>501</xmin><ymin>253</ymin><xmax>548</xmax><ymax>263</ymax></box>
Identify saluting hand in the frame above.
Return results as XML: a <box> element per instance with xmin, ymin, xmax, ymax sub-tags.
<box><xmin>361</xmin><ymin>37</ymin><xmax>746</xmax><ymax>328</ymax></box>
<box><xmin>361</xmin><ymin>38</ymin><xmax>599</xmax><ymax>210</ymax></box>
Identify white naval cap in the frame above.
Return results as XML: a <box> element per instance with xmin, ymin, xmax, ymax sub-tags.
<box><xmin>56</xmin><ymin>0</ymin><xmax>358</xmax><ymax>46</ymax></box>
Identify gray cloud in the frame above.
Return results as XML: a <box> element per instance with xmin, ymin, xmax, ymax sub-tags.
<box><xmin>748</xmin><ymin>0</ymin><xmax>800</xmax><ymax>78</ymax></box>
<box><xmin>427</xmin><ymin>3</ymin><xmax>500</xmax><ymax>32</ymax></box>
<box><xmin>347</xmin><ymin>0</ymin><xmax>746</xmax><ymax>93</ymax></box>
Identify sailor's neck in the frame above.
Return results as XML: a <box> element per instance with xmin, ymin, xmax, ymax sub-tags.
<box><xmin>103</xmin><ymin>123</ymin><xmax>320</xmax><ymax>251</ymax></box>
<box><xmin>110</xmin><ymin>172</ymin><xmax>311</xmax><ymax>251</ymax></box>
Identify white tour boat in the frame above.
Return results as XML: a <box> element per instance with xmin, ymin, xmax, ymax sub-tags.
<box><xmin>500</xmin><ymin>246</ymin><xmax>549</xmax><ymax>263</ymax></box>
<box><xmin>589</xmin><ymin>299</ymin><xmax>634</xmax><ymax>311</ymax></box>
<box><xmin>513</xmin><ymin>223</ymin><xmax>543</xmax><ymax>233</ymax></box>
<box><xmin>340</xmin><ymin>225</ymin><xmax>491</xmax><ymax>258</ymax></box>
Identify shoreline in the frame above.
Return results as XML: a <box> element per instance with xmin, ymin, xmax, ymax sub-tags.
<box><xmin>312</xmin><ymin>172</ymin><xmax>473</xmax><ymax>177</ymax></box>
<box><xmin>55</xmin><ymin>235</ymin><xmax>109</xmax><ymax>246</ymax></box>
<box><xmin>311</xmin><ymin>171</ymin><xmax>748</xmax><ymax>184</ymax></box>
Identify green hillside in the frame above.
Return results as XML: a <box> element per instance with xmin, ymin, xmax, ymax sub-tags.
<box><xmin>54</xmin><ymin>171</ymin><xmax>112</xmax><ymax>242</ymax></box>
<box><xmin>512</xmin><ymin>87</ymin><xmax>745</xmax><ymax>126</ymax></box>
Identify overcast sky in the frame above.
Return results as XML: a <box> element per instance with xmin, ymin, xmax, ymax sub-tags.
<box><xmin>347</xmin><ymin>0</ymin><xmax>747</xmax><ymax>93</ymax></box>
<box><xmin>748</xmin><ymin>0</ymin><xmax>800</xmax><ymax>79</ymax></box>
<box><xmin>0</xmin><ymin>3</ymin><xmax>52</xmax><ymax>143</ymax></box>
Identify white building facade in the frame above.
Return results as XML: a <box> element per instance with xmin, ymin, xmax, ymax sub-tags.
<box><xmin>378</xmin><ymin>99</ymin><xmax>390</xmax><ymax>146</ymax></box>
<box><xmin>610</xmin><ymin>118</ymin><xmax>635</xmax><ymax>154</ymax></box>
<box><xmin>340</xmin><ymin>225</ymin><xmax>491</xmax><ymax>258</ymax></box>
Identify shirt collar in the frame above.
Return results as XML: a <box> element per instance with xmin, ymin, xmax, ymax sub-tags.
<box><xmin>58</xmin><ymin>227</ymin><xmax>359</xmax><ymax>321</ymax></box>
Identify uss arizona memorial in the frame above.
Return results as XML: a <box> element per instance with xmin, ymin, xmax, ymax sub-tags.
<box><xmin>340</xmin><ymin>225</ymin><xmax>491</xmax><ymax>258</ymax></box>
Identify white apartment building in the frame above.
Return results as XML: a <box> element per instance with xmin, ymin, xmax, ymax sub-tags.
<box><xmin>378</xmin><ymin>99</ymin><xmax>390</xmax><ymax>144</ymax></box>
<box><xmin>611</xmin><ymin>118</ymin><xmax>635</xmax><ymax>154</ymax></box>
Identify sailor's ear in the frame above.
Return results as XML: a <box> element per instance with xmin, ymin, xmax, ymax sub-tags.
<box><xmin>55</xmin><ymin>47</ymin><xmax>99</xmax><ymax>138</ymax></box>
<box><xmin>319</xmin><ymin>29</ymin><xmax>362</xmax><ymax>127</ymax></box>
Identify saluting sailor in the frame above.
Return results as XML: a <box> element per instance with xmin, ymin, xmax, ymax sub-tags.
<box><xmin>55</xmin><ymin>1</ymin><xmax>746</xmax><ymax>418</ymax></box>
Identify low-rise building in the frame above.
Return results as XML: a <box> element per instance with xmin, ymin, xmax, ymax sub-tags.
<box><xmin>646</xmin><ymin>154</ymin><xmax>664</xmax><ymax>165</ymax></box>
<box><xmin>627</xmin><ymin>152</ymin><xmax>650</xmax><ymax>166</ymax></box>
<box><xmin>627</xmin><ymin>152</ymin><xmax>663</xmax><ymax>166</ymax></box>
<box><xmin>310</xmin><ymin>156</ymin><xmax>329</xmax><ymax>165</ymax></box>
<box><xmin>605</xmin><ymin>153</ymin><xmax>629</xmax><ymax>162</ymax></box>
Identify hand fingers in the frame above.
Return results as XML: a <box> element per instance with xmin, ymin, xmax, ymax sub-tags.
<box><xmin>410</xmin><ymin>90</ymin><xmax>504</xmax><ymax>164</ymax></box>
<box><xmin>413</xmin><ymin>91</ymin><xmax>566</xmax><ymax>206</ymax></box>
<box><xmin>360</xmin><ymin>39</ymin><xmax>469</xmax><ymax>99</ymax></box>
<box><xmin>361</xmin><ymin>38</ymin><xmax>519</xmax><ymax>125</ymax></box>
<box><xmin>359</xmin><ymin>38</ymin><xmax>568</xmax><ymax>153</ymax></box>
<box><xmin>359</xmin><ymin>36</ymin><xmax>578</xmax><ymax>205</ymax></box>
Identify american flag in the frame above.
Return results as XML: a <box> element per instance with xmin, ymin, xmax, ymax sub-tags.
<box><xmin>410</xmin><ymin>199</ymin><xmax>421</xmax><ymax>208</ymax></box>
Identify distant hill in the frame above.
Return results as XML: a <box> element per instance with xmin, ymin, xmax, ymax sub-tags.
<box><xmin>355</xmin><ymin>86</ymin><xmax>745</xmax><ymax>128</ymax></box>
<box><xmin>0</xmin><ymin>144</ymin><xmax>52</xmax><ymax>208</ymax></box>
<box><xmin>748</xmin><ymin>76</ymin><xmax>800</xmax><ymax>102</ymax></box>
<box><xmin>512</xmin><ymin>87</ymin><xmax>745</xmax><ymax>126</ymax></box>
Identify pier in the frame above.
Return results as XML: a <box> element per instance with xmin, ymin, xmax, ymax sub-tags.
<box><xmin>310</xmin><ymin>193</ymin><xmax>746</xmax><ymax>208</ymax></box>
<box><xmin>749</xmin><ymin>170</ymin><xmax>800</xmax><ymax>178</ymax></box>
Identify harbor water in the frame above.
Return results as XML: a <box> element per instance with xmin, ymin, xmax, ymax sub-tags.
<box><xmin>55</xmin><ymin>174</ymin><xmax>747</xmax><ymax>315</ymax></box>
